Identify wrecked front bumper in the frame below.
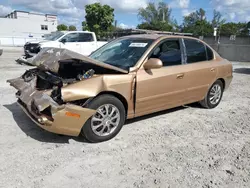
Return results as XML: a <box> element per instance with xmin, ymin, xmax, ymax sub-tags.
<box><xmin>7</xmin><ymin>77</ymin><xmax>96</xmax><ymax>136</ymax></box>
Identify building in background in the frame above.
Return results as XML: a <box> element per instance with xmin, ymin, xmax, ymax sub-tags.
<box><xmin>0</xmin><ymin>10</ymin><xmax>58</xmax><ymax>46</ymax></box>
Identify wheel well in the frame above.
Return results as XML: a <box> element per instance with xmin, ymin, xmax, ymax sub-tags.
<box><xmin>217</xmin><ymin>78</ymin><xmax>225</xmax><ymax>90</ymax></box>
<box><xmin>97</xmin><ymin>91</ymin><xmax>128</xmax><ymax>115</ymax></box>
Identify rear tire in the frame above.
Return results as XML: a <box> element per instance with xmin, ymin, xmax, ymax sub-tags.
<box><xmin>200</xmin><ymin>80</ymin><xmax>224</xmax><ymax>109</ymax></box>
<box><xmin>81</xmin><ymin>94</ymin><xmax>126</xmax><ymax>143</ymax></box>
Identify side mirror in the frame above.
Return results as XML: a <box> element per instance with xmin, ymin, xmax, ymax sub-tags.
<box><xmin>60</xmin><ymin>39</ymin><xmax>67</xmax><ymax>44</ymax></box>
<box><xmin>144</xmin><ymin>58</ymin><xmax>163</xmax><ymax>70</ymax></box>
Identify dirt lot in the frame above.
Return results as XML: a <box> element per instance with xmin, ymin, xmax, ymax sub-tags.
<box><xmin>0</xmin><ymin>48</ymin><xmax>250</xmax><ymax>188</ymax></box>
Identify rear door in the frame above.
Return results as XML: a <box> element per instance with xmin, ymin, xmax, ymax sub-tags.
<box><xmin>181</xmin><ymin>38</ymin><xmax>218</xmax><ymax>103</ymax></box>
<box><xmin>60</xmin><ymin>33</ymin><xmax>81</xmax><ymax>54</ymax></box>
<box><xmin>78</xmin><ymin>33</ymin><xmax>96</xmax><ymax>56</ymax></box>
<box><xmin>135</xmin><ymin>38</ymin><xmax>190</xmax><ymax>117</ymax></box>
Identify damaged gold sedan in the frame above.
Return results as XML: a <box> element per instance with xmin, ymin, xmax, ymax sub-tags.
<box><xmin>8</xmin><ymin>35</ymin><xmax>233</xmax><ymax>142</ymax></box>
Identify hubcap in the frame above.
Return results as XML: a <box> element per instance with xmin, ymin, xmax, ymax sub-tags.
<box><xmin>91</xmin><ymin>104</ymin><xmax>120</xmax><ymax>137</ymax></box>
<box><xmin>209</xmin><ymin>84</ymin><xmax>222</xmax><ymax>105</ymax></box>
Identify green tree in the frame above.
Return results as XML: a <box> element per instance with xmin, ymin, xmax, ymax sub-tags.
<box><xmin>84</xmin><ymin>3</ymin><xmax>114</xmax><ymax>37</ymax></box>
<box><xmin>220</xmin><ymin>22</ymin><xmax>248</xmax><ymax>36</ymax></box>
<box><xmin>82</xmin><ymin>21</ymin><xmax>89</xmax><ymax>31</ymax></box>
<box><xmin>182</xmin><ymin>8</ymin><xmax>213</xmax><ymax>36</ymax></box>
<box><xmin>57</xmin><ymin>24</ymin><xmax>68</xmax><ymax>31</ymax></box>
<box><xmin>137</xmin><ymin>2</ymin><xmax>174</xmax><ymax>31</ymax></box>
<box><xmin>68</xmin><ymin>25</ymin><xmax>77</xmax><ymax>31</ymax></box>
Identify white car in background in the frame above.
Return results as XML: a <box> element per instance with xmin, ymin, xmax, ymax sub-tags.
<box><xmin>23</xmin><ymin>31</ymin><xmax>107</xmax><ymax>58</ymax></box>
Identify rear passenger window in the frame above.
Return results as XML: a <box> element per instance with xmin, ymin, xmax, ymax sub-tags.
<box><xmin>78</xmin><ymin>33</ymin><xmax>94</xmax><ymax>42</ymax></box>
<box><xmin>151</xmin><ymin>39</ymin><xmax>182</xmax><ymax>67</ymax></box>
<box><xmin>206</xmin><ymin>46</ymin><xmax>214</xmax><ymax>60</ymax></box>
<box><xmin>184</xmin><ymin>39</ymin><xmax>207</xmax><ymax>63</ymax></box>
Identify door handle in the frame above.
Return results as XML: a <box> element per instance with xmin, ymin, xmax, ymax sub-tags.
<box><xmin>177</xmin><ymin>73</ymin><xmax>184</xmax><ymax>79</ymax></box>
<box><xmin>210</xmin><ymin>68</ymin><xmax>215</xmax><ymax>72</ymax></box>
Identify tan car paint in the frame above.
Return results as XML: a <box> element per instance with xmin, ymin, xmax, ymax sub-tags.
<box><xmin>133</xmin><ymin>36</ymin><xmax>232</xmax><ymax>117</ymax></box>
<box><xmin>8</xmin><ymin>35</ymin><xmax>233</xmax><ymax>136</ymax></box>
<box><xmin>61</xmin><ymin>73</ymin><xmax>136</xmax><ymax>119</ymax></box>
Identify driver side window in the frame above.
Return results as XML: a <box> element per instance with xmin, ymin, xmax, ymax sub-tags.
<box><xmin>61</xmin><ymin>33</ymin><xmax>79</xmax><ymax>42</ymax></box>
<box><xmin>150</xmin><ymin>39</ymin><xmax>182</xmax><ymax>67</ymax></box>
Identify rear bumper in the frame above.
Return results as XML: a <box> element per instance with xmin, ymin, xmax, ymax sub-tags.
<box><xmin>8</xmin><ymin>77</ymin><xmax>95</xmax><ymax>136</ymax></box>
<box><xmin>224</xmin><ymin>75</ymin><xmax>233</xmax><ymax>90</ymax></box>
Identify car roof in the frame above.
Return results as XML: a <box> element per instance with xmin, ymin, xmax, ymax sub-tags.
<box><xmin>122</xmin><ymin>34</ymin><xmax>199</xmax><ymax>40</ymax></box>
<box><xmin>62</xmin><ymin>31</ymin><xmax>94</xmax><ymax>34</ymax></box>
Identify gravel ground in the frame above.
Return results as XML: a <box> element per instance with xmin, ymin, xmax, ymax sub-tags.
<box><xmin>0</xmin><ymin>49</ymin><xmax>250</xmax><ymax>188</ymax></box>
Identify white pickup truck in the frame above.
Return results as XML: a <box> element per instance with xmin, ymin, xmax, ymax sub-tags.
<box><xmin>24</xmin><ymin>31</ymin><xmax>107</xmax><ymax>58</ymax></box>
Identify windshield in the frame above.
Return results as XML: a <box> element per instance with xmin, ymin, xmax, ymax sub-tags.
<box><xmin>44</xmin><ymin>32</ymin><xmax>65</xmax><ymax>41</ymax></box>
<box><xmin>89</xmin><ymin>38</ymin><xmax>154</xmax><ymax>70</ymax></box>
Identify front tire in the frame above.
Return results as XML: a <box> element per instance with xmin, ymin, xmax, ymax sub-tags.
<box><xmin>82</xmin><ymin>94</ymin><xmax>126</xmax><ymax>143</ymax></box>
<box><xmin>200</xmin><ymin>80</ymin><xmax>224</xmax><ymax>109</ymax></box>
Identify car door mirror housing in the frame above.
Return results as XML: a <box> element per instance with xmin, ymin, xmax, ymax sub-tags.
<box><xmin>144</xmin><ymin>58</ymin><xmax>163</xmax><ymax>70</ymax></box>
<box><xmin>60</xmin><ymin>39</ymin><xmax>67</xmax><ymax>44</ymax></box>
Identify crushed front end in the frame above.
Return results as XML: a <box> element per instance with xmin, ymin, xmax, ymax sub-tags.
<box><xmin>7</xmin><ymin>69</ymin><xmax>96</xmax><ymax>136</ymax></box>
<box><xmin>8</xmin><ymin>48</ymin><xmax>128</xmax><ymax>136</ymax></box>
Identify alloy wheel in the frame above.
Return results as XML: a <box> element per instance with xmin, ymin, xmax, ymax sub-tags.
<box><xmin>91</xmin><ymin>104</ymin><xmax>120</xmax><ymax>137</ymax></box>
<box><xmin>209</xmin><ymin>84</ymin><xmax>222</xmax><ymax>105</ymax></box>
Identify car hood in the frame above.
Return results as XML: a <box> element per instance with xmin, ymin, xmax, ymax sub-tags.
<box><xmin>32</xmin><ymin>47</ymin><xmax>128</xmax><ymax>74</ymax></box>
<box><xmin>27</xmin><ymin>40</ymin><xmax>50</xmax><ymax>44</ymax></box>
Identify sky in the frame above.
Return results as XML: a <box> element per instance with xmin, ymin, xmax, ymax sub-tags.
<box><xmin>0</xmin><ymin>0</ymin><xmax>250</xmax><ymax>30</ymax></box>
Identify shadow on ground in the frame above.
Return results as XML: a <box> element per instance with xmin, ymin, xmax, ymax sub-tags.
<box><xmin>4</xmin><ymin>102</ymin><xmax>197</xmax><ymax>143</ymax></box>
<box><xmin>125</xmin><ymin>105</ymin><xmax>193</xmax><ymax>124</ymax></box>
<box><xmin>234</xmin><ymin>68</ymin><xmax>250</xmax><ymax>75</ymax></box>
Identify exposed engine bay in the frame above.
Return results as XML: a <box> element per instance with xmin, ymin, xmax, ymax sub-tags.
<box><xmin>21</xmin><ymin>60</ymin><xmax>122</xmax><ymax>104</ymax></box>
<box><xmin>23</xmin><ymin>58</ymin><xmax>123</xmax><ymax>85</ymax></box>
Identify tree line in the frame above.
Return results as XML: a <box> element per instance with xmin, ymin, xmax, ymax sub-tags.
<box><xmin>57</xmin><ymin>24</ymin><xmax>77</xmax><ymax>31</ymax></box>
<box><xmin>57</xmin><ymin>2</ymin><xmax>250</xmax><ymax>37</ymax></box>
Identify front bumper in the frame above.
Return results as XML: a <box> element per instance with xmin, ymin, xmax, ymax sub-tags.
<box><xmin>8</xmin><ymin>77</ymin><xmax>95</xmax><ymax>136</ymax></box>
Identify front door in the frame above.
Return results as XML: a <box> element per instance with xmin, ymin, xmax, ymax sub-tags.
<box><xmin>60</xmin><ymin>33</ymin><xmax>81</xmax><ymax>54</ymax></box>
<box><xmin>135</xmin><ymin>39</ymin><xmax>189</xmax><ymax>117</ymax></box>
